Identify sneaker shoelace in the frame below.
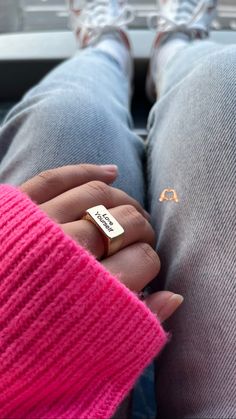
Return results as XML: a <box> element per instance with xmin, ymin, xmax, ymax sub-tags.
<box><xmin>69</xmin><ymin>0</ymin><xmax>134</xmax><ymax>42</ymax></box>
<box><xmin>147</xmin><ymin>0</ymin><xmax>214</xmax><ymax>37</ymax></box>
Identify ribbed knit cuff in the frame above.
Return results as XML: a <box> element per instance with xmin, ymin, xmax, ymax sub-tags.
<box><xmin>0</xmin><ymin>185</ymin><xmax>167</xmax><ymax>419</ymax></box>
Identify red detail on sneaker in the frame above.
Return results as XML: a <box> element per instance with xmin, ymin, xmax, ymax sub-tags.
<box><xmin>153</xmin><ymin>32</ymin><xmax>167</xmax><ymax>49</ymax></box>
<box><xmin>78</xmin><ymin>27</ymin><xmax>131</xmax><ymax>50</ymax></box>
<box><xmin>118</xmin><ymin>29</ymin><xmax>132</xmax><ymax>51</ymax></box>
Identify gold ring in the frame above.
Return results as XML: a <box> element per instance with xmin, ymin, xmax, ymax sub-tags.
<box><xmin>82</xmin><ymin>205</ymin><xmax>124</xmax><ymax>257</ymax></box>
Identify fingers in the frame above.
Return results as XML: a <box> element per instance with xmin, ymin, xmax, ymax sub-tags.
<box><xmin>144</xmin><ymin>291</ymin><xmax>184</xmax><ymax>323</ymax></box>
<box><xmin>19</xmin><ymin>164</ymin><xmax>184</xmax><ymax>325</ymax></box>
<box><xmin>61</xmin><ymin>205</ymin><xmax>155</xmax><ymax>259</ymax></box>
<box><xmin>40</xmin><ymin>181</ymin><xmax>149</xmax><ymax>223</ymax></box>
<box><xmin>20</xmin><ymin>164</ymin><xmax>118</xmax><ymax>204</ymax></box>
<box><xmin>102</xmin><ymin>243</ymin><xmax>161</xmax><ymax>292</ymax></box>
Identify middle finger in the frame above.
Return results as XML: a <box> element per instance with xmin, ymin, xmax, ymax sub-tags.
<box><xmin>61</xmin><ymin>204</ymin><xmax>155</xmax><ymax>259</ymax></box>
<box><xmin>40</xmin><ymin>180</ymin><xmax>148</xmax><ymax>223</ymax></box>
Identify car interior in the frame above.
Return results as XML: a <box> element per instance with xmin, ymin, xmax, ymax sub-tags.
<box><xmin>0</xmin><ymin>0</ymin><xmax>236</xmax><ymax>137</ymax></box>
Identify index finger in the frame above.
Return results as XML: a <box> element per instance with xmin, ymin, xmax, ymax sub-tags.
<box><xmin>40</xmin><ymin>180</ymin><xmax>149</xmax><ymax>223</ymax></box>
<box><xmin>19</xmin><ymin>164</ymin><xmax>118</xmax><ymax>204</ymax></box>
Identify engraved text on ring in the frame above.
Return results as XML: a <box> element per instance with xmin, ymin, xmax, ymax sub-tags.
<box><xmin>95</xmin><ymin>211</ymin><xmax>114</xmax><ymax>233</ymax></box>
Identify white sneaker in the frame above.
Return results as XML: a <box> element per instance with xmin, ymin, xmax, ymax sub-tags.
<box><xmin>68</xmin><ymin>0</ymin><xmax>134</xmax><ymax>48</ymax></box>
<box><xmin>148</xmin><ymin>0</ymin><xmax>218</xmax><ymax>39</ymax></box>
<box><xmin>146</xmin><ymin>0</ymin><xmax>218</xmax><ymax>101</ymax></box>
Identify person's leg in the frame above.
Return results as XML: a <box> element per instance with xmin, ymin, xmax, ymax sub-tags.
<box><xmin>147</xmin><ymin>13</ymin><xmax>235</xmax><ymax>419</ymax></box>
<box><xmin>0</xmin><ymin>47</ymin><xmax>145</xmax><ymax>204</ymax></box>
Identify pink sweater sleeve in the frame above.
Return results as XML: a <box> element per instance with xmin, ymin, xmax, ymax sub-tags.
<box><xmin>0</xmin><ymin>185</ymin><xmax>167</xmax><ymax>419</ymax></box>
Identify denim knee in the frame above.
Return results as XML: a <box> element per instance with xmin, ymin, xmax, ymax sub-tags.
<box><xmin>21</xmin><ymin>87</ymin><xmax>127</xmax><ymax>167</ymax></box>
<box><xmin>186</xmin><ymin>46</ymin><xmax>236</xmax><ymax>130</ymax></box>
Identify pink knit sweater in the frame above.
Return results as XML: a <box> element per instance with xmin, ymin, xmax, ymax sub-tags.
<box><xmin>0</xmin><ymin>185</ymin><xmax>167</xmax><ymax>419</ymax></box>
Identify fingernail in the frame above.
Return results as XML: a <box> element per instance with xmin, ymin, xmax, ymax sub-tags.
<box><xmin>100</xmin><ymin>164</ymin><xmax>119</xmax><ymax>174</ymax></box>
<box><xmin>158</xmin><ymin>294</ymin><xmax>184</xmax><ymax>323</ymax></box>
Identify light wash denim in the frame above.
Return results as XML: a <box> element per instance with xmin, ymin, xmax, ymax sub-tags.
<box><xmin>147</xmin><ymin>40</ymin><xmax>236</xmax><ymax>419</ymax></box>
<box><xmin>0</xmin><ymin>49</ymin><xmax>145</xmax><ymax>204</ymax></box>
<box><xmin>0</xmin><ymin>40</ymin><xmax>235</xmax><ymax>419</ymax></box>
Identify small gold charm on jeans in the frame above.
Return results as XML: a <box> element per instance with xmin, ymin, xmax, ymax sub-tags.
<box><xmin>159</xmin><ymin>188</ymin><xmax>179</xmax><ymax>203</ymax></box>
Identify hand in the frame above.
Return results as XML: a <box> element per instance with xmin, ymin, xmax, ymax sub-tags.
<box><xmin>20</xmin><ymin>164</ymin><xmax>183</xmax><ymax>322</ymax></box>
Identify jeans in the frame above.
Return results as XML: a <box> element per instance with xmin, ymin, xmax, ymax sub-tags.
<box><xmin>0</xmin><ymin>40</ymin><xmax>235</xmax><ymax>419</ymax></box>
<box><xmin>0</xmin><ymin>49</ymin><xmax>145</xmax><ymax>204</ymax></box>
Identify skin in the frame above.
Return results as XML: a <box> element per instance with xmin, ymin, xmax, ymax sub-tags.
<box><xmin>20</xmin><ymin>163</ymin><xmax>183</xmax><ymax>323</ymax></box>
